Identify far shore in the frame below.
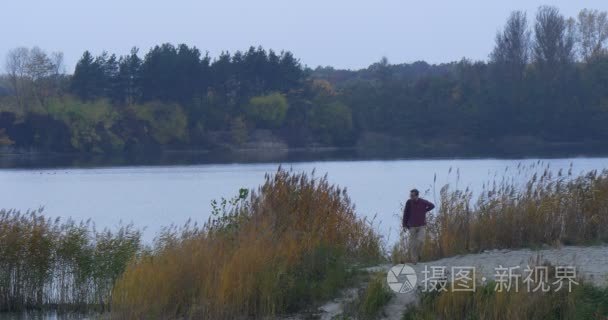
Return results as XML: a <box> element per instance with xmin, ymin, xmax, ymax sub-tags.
<box><xmin>2</xmin><ymin>141</ymin><xmax>608</xmax><ymax>169</ymax></box>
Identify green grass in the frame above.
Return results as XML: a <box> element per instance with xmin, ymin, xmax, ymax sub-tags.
<box><xmin>358</xmin><ymin>272</ymin><xmax>393</xmax><ymax>319</ymax></box>
<box><xmin>403</xmin><ymin>281</ymin><xmax>608</xmax><ymax>320</ymax></box>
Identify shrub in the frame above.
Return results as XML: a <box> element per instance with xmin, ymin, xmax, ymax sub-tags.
<box><xmin>246</xmin><ymin>92</ymin><xmax>288</xmax><ymax>128</ymax></box>
<box><xmin>46</xmin><ymin>96</ymin><xmax>122</xmax><ymax>152</ymax></box>
<box><xmin>112</xmin><ymin>168</ymin><xmax>383</xmax><ymax>319</ymax></box>
<box><xmin>309</xmin><ymin>101</ymin><xmax>354</xmax><ymax>146</ymax></box>
<box><xmin>130</xmin><ymin>101</ymin><xmax>188</xmax><ymax>145</ymax></box>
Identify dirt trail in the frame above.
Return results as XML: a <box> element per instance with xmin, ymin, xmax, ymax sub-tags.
<box><xmin>378</xmin><ymin>245</ymin><xmax>608</xmax><ymax>320</ymax></box>
<box><xmin>299</xmin><ymin>245</ymin><xmax>608</xmax><ymax>320</ymax></box>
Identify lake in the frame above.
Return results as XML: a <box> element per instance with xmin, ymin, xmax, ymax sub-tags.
<box><xmin>1</xmin><ymin>157</ymin><xmax>607</xmax><ymax>243</ymax></box>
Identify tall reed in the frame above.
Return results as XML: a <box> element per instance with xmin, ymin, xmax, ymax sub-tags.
<box><xmin>111</xmin><ymin>168</ymin><xmax>383</xmax><ymax>319</ymax></box>
<box><xmin>399</xmin><ymin>165</ymin><xmax>608</xmax><ymax>262</ymax></box>
<box><xmin>0</xmin><ymin>209</ymin><xmax>141</xmax><ymax>312</ymax></box>
<box><xmin>4</xmin><ymin>164</ymin><xmax>607</xmax><ymax>317</ymax></box>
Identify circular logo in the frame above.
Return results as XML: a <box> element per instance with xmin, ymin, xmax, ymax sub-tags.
<box><xmin>387</xmin><ymin>264</ymin><xmax>417</xmax><ymax>293</ymax></box>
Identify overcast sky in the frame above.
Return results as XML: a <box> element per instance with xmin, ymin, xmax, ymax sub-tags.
<box><xmin>1</xmin><ymin>0</ymin><xmax>607</xmax><ymax>72</ymax></box>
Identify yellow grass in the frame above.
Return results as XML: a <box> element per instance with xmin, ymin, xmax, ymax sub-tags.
<box><xmin>111</xmin><ymin>168</ymin><xmax>383</xmax><ymax>319</ymax></box>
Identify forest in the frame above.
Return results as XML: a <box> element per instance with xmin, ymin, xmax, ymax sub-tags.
<box><xmin>1</xmin><ymin>6</ymin><xmax>608</xmax><ymax>156</ymax></box>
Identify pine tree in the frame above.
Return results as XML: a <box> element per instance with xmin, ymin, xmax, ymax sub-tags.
<box><xmin>70</xmin><ymin>51</ymin><xmax>96</xmax><ymax>100</ymax></box>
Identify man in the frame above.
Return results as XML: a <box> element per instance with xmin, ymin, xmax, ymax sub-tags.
<box><xmin>402</xmin><ymin>189</ymin><xmax>435</xmax><ymax>263</ymax></box>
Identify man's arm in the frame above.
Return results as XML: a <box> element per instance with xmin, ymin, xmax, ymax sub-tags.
<box><xmin>403</xmin><ymin>200</ymin><xmax>411</xmax><ymax>228</ymax></box>
<box><xmin>424</xmin><ymin>199</ymin><xmax>435</xmax><ymax>211</ymax></box>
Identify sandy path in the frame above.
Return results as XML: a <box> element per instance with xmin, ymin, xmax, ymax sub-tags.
<box><xmin>282</xmin><ymin>245</ymin><xmax>608</xmax><ymax>320</ymax></box>
<box><xmin>378</xmin><ymin>245</ymin><xmax>608</xmax><ymax>320</ymax></box>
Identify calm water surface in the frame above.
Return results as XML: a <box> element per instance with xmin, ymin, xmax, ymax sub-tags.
<box><xmin>1</xmin><ymin>157</ymin><xmax>607</xmax><ymax>243</ymax></box>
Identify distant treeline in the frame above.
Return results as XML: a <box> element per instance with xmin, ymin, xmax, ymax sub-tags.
<box><xmin>1</xmin><ymin>6</ymin><xmax>608</xmax><ymax>155</ymax></box>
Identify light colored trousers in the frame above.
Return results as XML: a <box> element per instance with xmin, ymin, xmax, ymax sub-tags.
<box><xmin>403</xmin><ymin>226</ymin><xmax>426</xmax><ymax>263</ymax></box>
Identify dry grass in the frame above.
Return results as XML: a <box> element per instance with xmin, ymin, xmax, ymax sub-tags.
<box><xmin>3</xmin><ymin>164</ymin><xmax>607</xmax><ymax>317</ymax></box>
<box><xmin>111</xmin><ymin>168</ymin><xmax>383</xmax><ymax>319</ymax></box>
<box><xmin>394</xmin><ymin>164</ymin><xmax>608</xmax><ymax>262</ymax></box>
<box><xmin>398</xmin><ymin>165</ymin><xmax>608</xmax><ymax>320</ymax></box>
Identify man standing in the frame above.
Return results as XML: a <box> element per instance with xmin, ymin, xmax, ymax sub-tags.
<box><xmin>402</xmin><ymin>189</ymin><xmax>435</xmax><ymax>263</ymax></box>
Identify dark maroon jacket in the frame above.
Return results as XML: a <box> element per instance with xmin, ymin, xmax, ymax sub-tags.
<box><xmin>403</xmin><ymin>198</ymin><xmax>435</xmax><ymax>228</ymax></box>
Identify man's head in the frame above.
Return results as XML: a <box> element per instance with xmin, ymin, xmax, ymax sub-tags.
<box><xmin>410</xmin><ymin>188</ymin><xmax>420</xmax><ymax>200</ymax></box>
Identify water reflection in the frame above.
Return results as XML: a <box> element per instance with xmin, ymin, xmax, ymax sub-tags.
<box><xmin>0</xmin><ymin>311</ymin><xmax>100</xmax><ymax>320</ymax></box>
